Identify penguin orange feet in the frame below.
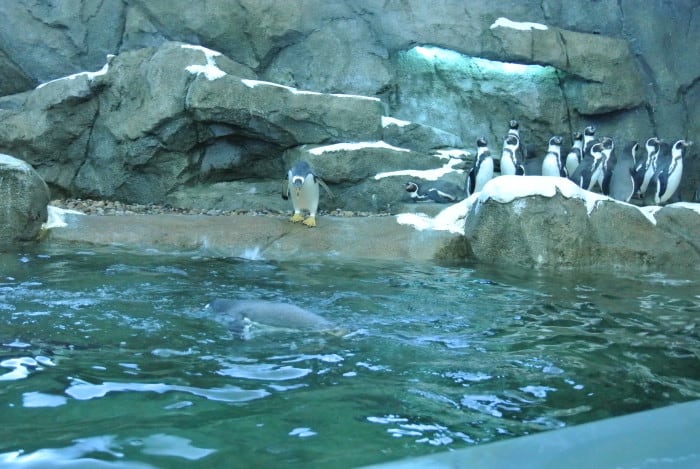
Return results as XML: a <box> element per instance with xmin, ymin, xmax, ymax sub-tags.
<box><xmin>302</xmin><ymin>216</ymin><xmax>316</xmax><ymax>227</ymax></box>
<box><xmin>290</xmin><ymin>213</ymin><xmax>304</xmax><ymax>223</ymax></box>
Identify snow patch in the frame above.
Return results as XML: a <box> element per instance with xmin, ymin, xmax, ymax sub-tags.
<box><xmin>0</xmin><ymin>154</ymin><xmax>31</xmax><ymax>172</ymax></box>
<box><xmin>490</xmin><ymin>17</ymin><xmax>548</xmax><ymax>31</ymax></box>
<box><xmin>36</xmin><ymin>58</ymin><xmax>111</xmax><ymax>89</ymax></box>
<box><xmin>381</xmin><ymin>116</ymin><xmax>411</xmax><ymax>127</ymax></box>
<box><xmin>241</xmin><ymin>79</ymin><xmax>380</xmax><ymax>101</ymax></box>
<box><xmin>43</xmin><ymin>206</ymin><xmax>85</xmax><ymax>230</ymax></box>
<box><xmin>309</xmin><ymin>141</ymin><xmax>411</xmax><ymax>155</ymax></box>
<box><xmin>183</xmin><ymin>44</ymin><xmax>226</xmax><ymax>80</ymax></box>
<box><xmin>374</xmin><ymin>155</ymin><xmax>464</xmax><ymax>181</ymax></box>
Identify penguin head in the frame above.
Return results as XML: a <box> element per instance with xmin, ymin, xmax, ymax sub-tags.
<box><xmin>549</xmin><ymin>136</ymin><xmax>563</xmax><ymax>146</ymax></box>
<box><xmin>672</xmin><ymin>139</ymin><xmax>693</xmax><ymax>158</ymax></box>
<box><xmin>590</xmin><ymin>143</ymin><xmax>604</xmax><ymax>159</ymax></box>
<box><xmin>584</xmin><ymin>125</ymin><xmax>596</xmax><ymax>137</ymax></box>
<box><xmin>505</xmin><ymin>134</ymin><xmax>519</xmax><ymax>147</ymax></box>
<box><xmin>405</xmin><ymin>181</ymin><xmax>419</xmax><ymax>193</ymax></box>
<box><xmin>476</xmin><ymin>136</ymin><xmax>488</xmax><ymax>148</ymax></box>
<box><xmin>601</xmin><ymin>137</ymin><xmax>614</xmax><ymax>151</ymax></box>
<box><xmin>572</xmin><ymin>131</ymin><xmax>583</xmax><ymax>142</ymax></box>
<box><xmin>508</xmin><ymin>119</ymin><xmax>519</xmax><ymax>131</ymax></box>
<box><xmin>645</xmin><ymin>137</ymin><xmax>661</xmax><ymax>156</ymax></box>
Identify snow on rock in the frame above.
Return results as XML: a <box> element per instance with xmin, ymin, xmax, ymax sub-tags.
<box><xmin>183</xmin><ymin>44</ymin><xmax>226</xmax><ymax>80</ymax></box>
<box><xmin>309</xmin><ymin>141</ymin><xmax>410</xmax><ymax>155</ymax></box>
<box><xmin>490</xmin><ymin>17</ymin><xmax>548</xmax><ymax>31</ymax></box>
<box><xmin>36</xmin><ymin>57</ymin><xmax>111</xmax><ymax>89</ymax></box>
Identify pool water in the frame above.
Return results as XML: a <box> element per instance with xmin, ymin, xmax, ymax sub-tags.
<box><xmin>1</xmin><ymin>243</ymin><xmax>698</xmax><ymax>468</ymax></box>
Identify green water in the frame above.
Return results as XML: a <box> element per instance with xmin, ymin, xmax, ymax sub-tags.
<box><xmin>1</xmin><ymin>243</ymin><xmax>698</xmax><ymax>468</ymax></box>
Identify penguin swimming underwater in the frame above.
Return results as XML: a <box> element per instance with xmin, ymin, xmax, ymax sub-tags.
<box><xmin>206</xmin><ymin>298</ymin><xmax>338</xmax><ymax>340</ymax></box>
<box><xmin>466</xmin><ymin>137</ymin><xmax>494</xmax><ymax>195</ymax></box>
<box><xmin>405</xmin><ymin>180</ymin><xmax>464</xmax><ymax>203</ymax></box>
<box><xmin>541</xmin><ymin>136</ymin><xmax>566</xmax><ymax>177</ymax></box>
<box><xmin>635</xmin><ymin>137</ymin><xmax>661</xmax><ymax>199</ymax></box>
<box><xmin>564</xmin><ymin>131</ymin><xmax>584</xmax><ymax>178</ymax></box>
<box><xmin>653</xmin><ymin>139</ymin><xmax>693</xmax><ymax>204</ymax></box>
<box><xmin>609</xmin><ymin>141</ymin><xmax>639</xmax><ymax>202</ymax></box>
<box><xmin>570</xmin><ymin>142</ymin><xmax>604</xmax><ymax>191</ymax></box>
<box><xmin>282</xmin><ymin>160</ymin><xmax>332</xmax><ymax>227</ymax></box>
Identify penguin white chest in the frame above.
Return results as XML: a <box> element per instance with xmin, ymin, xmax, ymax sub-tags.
<box><xmin>475</xmin><ymin>157</ymin><xmax>494</xmax><ymax>191</ymax></box>
<box><xmin>659</xmin><ymin>158</ymin><xmax>683</xmax><ymax>203</ymax></box>
<box><xmin>500</xmin><ymin>150</ymin><xmax>516</xmax><ymax>176</ymax></box>
<box><xmin>542</xmin><ymin>153</ymin><xmax>561</xmax><ymax>177</ymax></box>
<box><xmin>289</xmin><ymin>174</ymin><xmax>320</xmax><ymax>214</ymax></box>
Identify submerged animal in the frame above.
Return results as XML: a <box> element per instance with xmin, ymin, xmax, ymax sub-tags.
<box><xmin>282</xmin><ymin>160</ymin><xmax>332</xmax><ymax>227</ymax></box>
<box><xmin>206</xmin><ymin>298</ymin><xmax>337</xmax><ymax>339</ymax></box>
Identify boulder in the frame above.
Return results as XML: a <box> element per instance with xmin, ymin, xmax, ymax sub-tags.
<box><xmin>0</xmin><ymin>154</ymin><xmax>50</xmax><ymax>249</ymax></box>
<box><xmin>423</xmin><ymin>176</ymin><xmax>700</xmax><ymax>271</ymax></box>
<box><xmin>381</xmin><ymin>117</ymin><xmax>464</xmax><ymax>153</ymax></box>
<box><xmin>0</xmin><ymin>42</ymin><xmax>383</xmax><ymax>204</ymax></box>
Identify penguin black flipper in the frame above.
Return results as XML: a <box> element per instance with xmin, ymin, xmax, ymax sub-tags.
<box><xmin>466</xmin><ymin>167</ymin><xmax>476</xmax><ymax>196</ymax></box>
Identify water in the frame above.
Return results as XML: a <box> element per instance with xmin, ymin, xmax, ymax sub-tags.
<box><xmin>1</xmin><ymin>243</ymin><xmax>698</xmax><ymax>468</ymax></box>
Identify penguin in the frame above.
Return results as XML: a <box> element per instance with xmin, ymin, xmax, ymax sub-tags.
<box><xmin>597</xmin><ymin>137</ymin><xmax>616</xmax><ymax>195</ymax></box>
<box><xmin>541</xmin><ymin>136</ymin><xmax>566</xmax><ymax>177</ymax></box>
<box><xmin>282</xmin><ymin>160</ymin><xmax>331</xmax><ymax>227</ymax></box>
<box><xmin>635</xmin><ymin>137</ymin><xmax>661</xmax><ymax>199</ymax></box>
<box><xmin>404</xmin><ymin>180</ymin><xmax>464</xmax><ymax>203</ymax></box>
<box><xmin>582</xmin><ymin>125</ymin><xmax>597</xmax><ymax>156</ymax></box>
<box><xmin>564</xmin><ymin>131</ymin><xmax>584</xmax><ymax>177</ymax></box>
<box><xmin>653</xmin><ymin>139</ymin><xmax>693</xmax><ymax>204</ymax></box>
<box><xmin>466</xmin><ymin>137</ymin><xmax>494</xmax><ymax>195</ymax></box>
<box><xmin>570</xmin><ymin>142</ymin><xmax>604</xmax><ymax>191</ymax></box>
<box><xmin>609</xmin><ymin>141</ymin><xmax>639</xmax><ymax>202</ymax></box>
<box><xmin>500</xmin><ymin>134</ymin><xmax>526</xmax><ymax>176</ymax></box>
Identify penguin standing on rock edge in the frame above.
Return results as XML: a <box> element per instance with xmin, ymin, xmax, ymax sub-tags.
<box><xmin>466</xmin><ymin>137</ymin><xmax>494</xmax><ymax>195</ymax></box>
<box><xmin>635</xmin><ymin>137</ymin><xmax>661</xmax><ymax>199</ymax></box>
<box><xmin>570</xmin><ymin>142</ymin><xmax>604</xmax><ymax>191</ymax></box>
<box><xmin>565</xmin><ymin>131</ymin><xmax>584</xmax><ymax>177</ymax></box>
<box><xmin>609</xmin><ymin>141</ymin><xmax>639</xmax><ymax>202</ymax></box>
<box><xmin>653</xmin><ymin>139</ymin><xmax>693</xmax><ymax>205</ymax></box>
<box><xmin>541</xmin><ymin>136</ymin><xmax>566</xmax><ymax>177</ymax></box>
<box><xmin>282</xmin><ymin>160</ymin><xmax>332</xmax><ymax>227</ymax></box>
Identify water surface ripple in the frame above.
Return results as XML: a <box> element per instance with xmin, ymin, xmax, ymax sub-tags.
<box><xmin>0</xmin><ymin>245</ymin><xmax>698</xmax><ymax>467</ymax></box>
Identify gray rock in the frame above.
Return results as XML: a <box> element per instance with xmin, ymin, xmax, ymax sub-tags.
<box><xmin>457</xmin><ymin>176</ymin><xmax>700</xmax><ymax>271</ymax></box>
<box><xmin>382</xmin><ymin>117</ymin><xmax>464</xmax><ymax>153</ymax></box>
<box><xmin>0</xmin><ymin>154</ymin><xmax>50</xmax><ymax>249</ymax></box>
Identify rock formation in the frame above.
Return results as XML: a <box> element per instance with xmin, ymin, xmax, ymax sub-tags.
<box><xmin>0</xmin><ymin>154</ymin><xmax>50</xmax><ymax>249</ymax></box>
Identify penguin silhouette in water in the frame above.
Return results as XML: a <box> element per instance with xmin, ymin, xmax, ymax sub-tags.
<box><xmin>570</xmin><ymin>142</ymin><xmax>605</xmax><ymax>191</ymax></box>
<box><xmin>500</xmin><ymin>120</ymin><xmax>526</xmax><ymax>176</ymax></box>
<box><xmin>404</xmin><ymin>180</ymin><xmax>464</xmax><ymax>203</ymax></box>
<box><xmin>565</xmin><ymin>131</ymin><xmax>584</xmax><ymax>178</ymax></box>
<box><xmin>609</xmin><ymin>141</ymin><xmax>639</xmax><ymax>202</ymax></box>
<box><xmin>466</xmin><ymin>137</ymin><xmax>494</xmax><ymax>195</ymax></box>
<box><xmin>653</xmin><ymin>139</ymin><xmax>693</xmax><ymax>204</ymax></box>
<box><xmin>541</xmin><ymin>136</ymin><xmax>566</xmax><ymax>177</ymax></box>
<box><xmin>282</xmin><ymin>160</ymin><xmax>333</xmax><ymax>227</ymax></box>
<box><xmin>598</xmin><ymin>137</ymin><xmax>616</xmax><ymax>195</ymax></box>
<box><xmin>634</xmin><ymin>137</ymin><xmax>661</xmax><ymax>199</ymax></box>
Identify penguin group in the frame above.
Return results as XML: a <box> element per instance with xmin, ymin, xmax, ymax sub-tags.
<box><xmin>282</xmin><ymin>121</ymin><xmax>694</xmax><ymax>225</ymax></box>
<box><xmin>450</xmin><ymin>120</ymin><xmax>694</xmax><ymax>205</ymax></box>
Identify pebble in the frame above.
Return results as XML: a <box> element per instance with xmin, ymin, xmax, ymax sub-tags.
<box><xmin>50</xmin><ymin>199</ymin><xmax>392</xmax><ymax>219</ymax></box>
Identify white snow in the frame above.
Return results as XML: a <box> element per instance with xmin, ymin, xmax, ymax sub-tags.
<box><xmin>309</xmin><ymin>141</ymin><xmax>411</xmax><ymax>155</ymax></box>
<box><xmin>374</xmin><ymin>153</ymin><xmax>465</xmax><ymax>181</ymax></box>
<box><xmin>36</xmin><ymin>58</ymin><xmax>111</xmax><ymax>89</ymax></box>
<box><xmin>183</xmin><ymin>44</ymin><xmax>226</xmax><ymax>80</ymax></box>
<box><xmin>477</xmin><ymin>176</ymin><xmax>607</xmax><ymax>215</ymax></box>
<box><xmin>381</xmin><ymin>116</ymin><xmax>411</xmax><ymax>127</ymax></box>
<box><xmin>665</xmin><ymin>202</ymin><xmax>700</xmax><ymax>216</ymax></box>
<box><xmin>241</xmin><ymin>79</ymin><xmax>380</xmax><ymax>101</ymax></box>
<box><xmin>490</xmin><ymin>17</ymin><xmax>548</xmax><ymax>31</ymax></box>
